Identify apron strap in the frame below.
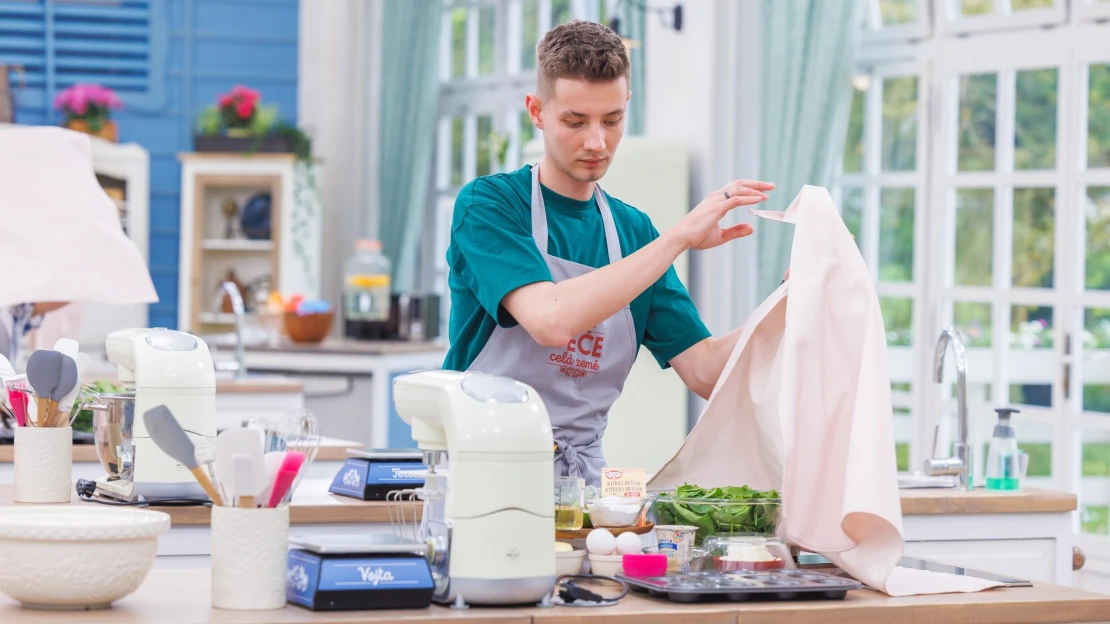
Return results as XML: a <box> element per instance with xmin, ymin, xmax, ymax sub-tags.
<box><xmin>554</xmin><ymin>434</ymin><xmax>605</xmax><ymax>480</ymax></box>
<box><xmin>530</xmin><ymin>163</ymin><xmax>623</xmax><ymax>264</ymax></box>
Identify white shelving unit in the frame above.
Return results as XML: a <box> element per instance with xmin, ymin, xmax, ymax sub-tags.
<box><xmin>177</xmin><ymin>152</ymin><xmax>322</xmax><ymax>333</ymax></box>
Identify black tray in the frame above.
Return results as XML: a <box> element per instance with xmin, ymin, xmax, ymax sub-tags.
<box><xmin>619</xmin><ymin>569</ymin><xmax>863</xmax><ymax>603</ymax></box>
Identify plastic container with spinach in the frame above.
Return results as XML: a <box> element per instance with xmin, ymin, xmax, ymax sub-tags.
<box><xmin>650</xmin><ymin>484</ymin><xmax>781</xmax><ymax>546</ymax></box>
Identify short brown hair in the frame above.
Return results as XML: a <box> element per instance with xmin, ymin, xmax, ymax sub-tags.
<box><xmin>536</xmin><ymin>20</ymin><xmax>630</xmax><ymax>98</ymax></box>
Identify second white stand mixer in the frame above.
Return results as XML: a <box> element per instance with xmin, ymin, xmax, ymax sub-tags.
<box><xmin>392</xmin><ymin>370</ymin><xmax>556</xmax><ymax>606</ymax></box>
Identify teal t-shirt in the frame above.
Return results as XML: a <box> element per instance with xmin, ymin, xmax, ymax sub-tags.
<box><xmin>443</xmin><ymin>165</ymin><xmax>710</xmax><ymax>372</ymax></box>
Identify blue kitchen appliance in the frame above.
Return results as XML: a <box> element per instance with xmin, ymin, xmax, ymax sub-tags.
<box><xmin>328</xmin><ymin>448</ymin><xmax>426</xmax><ymax>500</ymax></box>
<box><xmin>286</xmin><ymin>534</ymin><xmax>434</xmax><ymax>611</ymax></box>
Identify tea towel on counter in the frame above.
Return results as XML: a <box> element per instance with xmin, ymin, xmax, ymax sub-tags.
<box><xmin>649</xmin><ymin>185</ymin><xmax>1002</xmax><ymax>596</ymax></box>
<box><xmin>0</xmin><ymin>126</ymin><xmax>157</xmax><ymax>309</ymax></box>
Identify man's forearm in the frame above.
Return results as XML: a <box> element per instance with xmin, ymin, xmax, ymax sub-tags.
<box><xmin>505</xmin><ymin>230</ymin><xmax>688</xmax><ymax>347</ymax></box>
<box><xmin>674</xmin><ymin>325</ymin><xmax>745</xmax><ymax>399</ymax></box>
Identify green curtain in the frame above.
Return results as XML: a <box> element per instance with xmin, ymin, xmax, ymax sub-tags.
<box><xmin>378</xmin><ymin>0</ymin><xmax>441</xmax><ymax>291</ymax></box>
<box><xmin>756</xmin><ymin>0</ymin><xmax>861</xmax><ymax>298</ymax></box>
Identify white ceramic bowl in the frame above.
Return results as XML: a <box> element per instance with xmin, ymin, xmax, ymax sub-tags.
<box><xmin>0</xmin><ymin>505</ymin><xmax>171</xmax><ymax>610</ymax></box>
<box><xmin>556</xmin><ymin>549</ymin><xmax>586</xmax><ymax>577</ymax></box>
<box><xmin>588</xmin><ymin>553</ymin><xmax>624</xmax><ymax>577</ymax></box>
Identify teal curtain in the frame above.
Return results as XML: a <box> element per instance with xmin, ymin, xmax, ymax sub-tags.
<box><xmin>756</xmin><ymin>0</ymin><xmax>861</xmax><ymax>298</ymax></box>
<box><xmin>378</xmin><ymin>0</ymin><xmax>441</xmax><ymax>291</ymax></box>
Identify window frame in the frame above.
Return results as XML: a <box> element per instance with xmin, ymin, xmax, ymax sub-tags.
<box><xmin>936</xmin><ymin>0</ymin><xmax>1066</xmax><ymax>36</ymax></box>
<box><xmin>1075</xmin><ymin>0</ymin><xmax>1110</xmax><ymax>21</ymax></box>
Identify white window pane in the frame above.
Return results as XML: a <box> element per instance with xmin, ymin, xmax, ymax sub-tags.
<box><xmin>1012</xmin><ymin>188</ymin><xmax>1055</xmax><ymax>289</ymax></box>
<box><xmin>1082</xmin><ymin>308</ymin><xmax>1110</xmax><ymax>413</ymax></box>
<box><xmin>1008</xmin><ymin>305</ymin><xmax>1053</xmax><ymax>408</ymax></box>
<box><xmin>451</xmin><ymin>117</ymin><xmax>465</xmax><ymax>187</ymax></box>
<box><xmin>476</xmin><ymin>115</ymin><xmax>493</xmax><ymax>176</ymax></box>
<box><xmin>521</xmin><ymin>0</ymin><xmax>538</xmax><ymax>71</ymax></box>
<box><xmin>955</xmin><ymin>188</ymin><xmax>993</xmax><ymax>287</ymax></box>
<box><xmin>1085</xmin><ymin>186</ymin><xmax>1110</xmax><ymax>290</ymax></box>
<box><xmin>958</xmin><ymin>73</ymin><xmax>997</xmax><ymax>171</ymax></box>
<box><xmin>955</xmin><ymin>301</ymin><xmax>993</xmax><ymax>348</ymax></box>
<box><xmin>878</xmin><ymin>187</ymin><xmax>914</xmax><ymax>281</ymax></box>
<box><xmin>1011</xmin><ymin>0</ymin><xmax>1053</xmax><ymax>9</ymax></box>
<box><xmin>478</xmin><ymin>6</ymin><xmax>496</xmax><ymax>76</ymax></box>
<box><xmin>881</xmin><ymin>76</ymin><xmax>917</xmax><ymax>172</ymax></box>
<box><xmin>844</xmin><ymin>84</ymin><xmax>866</xmax><ymax>173</ymax></box>
<box><xmin>1014</xmin><ymin>68</ymin><xmax>1057</xmax><ymax>170</ymax></box>
<box><xmin>1089</xmin><ymin>64</ymin><xmax>1110</xmax><ymax>169</ymax></box>
<box><xmin>879</xmin><ymin>0</ymin><xmax>917</xmax><ymax>25</ymax></box>
<box><xmin>552</xmin><ymin>0</ymin><xmax>572</xmax><ymax>25</ymax></box>
<box><xmin>1081</xmin><ymin>429</ymin><xmax>1110</xmax><ymax>536</ymax></box>
<box><xmin>961</xmin><ymin>0</ymin><xmax>994</xmax><ymax>15</ymax></box>
<box><xmin>842</xmin><ymin>187</ymin><xmax>863</xmax><ymax>244</ymax></box>
<box><xmin>880</xmin><ymin>297</ymin><xmax>913</xmax><ymax>346</ymax></box>
<box><xmin>451</xmin><ymin>8</ymin><xmax>467</xmax><ymax>79</ymax></box>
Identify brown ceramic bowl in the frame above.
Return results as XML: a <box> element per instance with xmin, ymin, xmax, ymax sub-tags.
<box><xmin>284</xmin><ymin>311</ymin><xmax>334</xmax><ymax>343</ymax></box>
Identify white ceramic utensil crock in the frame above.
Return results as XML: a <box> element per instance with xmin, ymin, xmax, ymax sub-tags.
<box><xmin>211</xmin><ymin>505</ymin><xmax>289</xmax><ymax>610</ymax></box>
<box><xmin>14</xmin><ymin>426</ymin><xmax>72</xmax><ymax>503</ymax></box>
<box><xmin>0</xmin><ymin>505</ymin><xmax>170</xmax><ymax>609</ymax></box>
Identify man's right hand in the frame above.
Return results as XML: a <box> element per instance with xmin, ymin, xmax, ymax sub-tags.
<box><xmin>671</xmin><ymin>180</ymin><xmax>775</xmax><ymax>251</ymax></box>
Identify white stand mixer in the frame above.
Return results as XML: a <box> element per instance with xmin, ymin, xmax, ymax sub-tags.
<box><xmin>97</xmin><ymin>328</ymin><xmax>217</xmax><ymax>500</ymax></box>
<box><xmin>392</xmin><ymin>370</ymin><xmax>556</xmax><ymax>607</ymax></box>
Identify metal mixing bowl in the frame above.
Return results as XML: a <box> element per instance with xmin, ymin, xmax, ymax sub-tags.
<box><xmin>87</xmin><ymin>392</ymin><xmax>136</xmax><ymax>481</ymax></box>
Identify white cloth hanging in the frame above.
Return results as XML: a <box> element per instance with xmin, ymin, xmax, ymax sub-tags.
<box><xmin>650</xmin><ymin>185</ymin><xmax>1002</xmax><ymax>596</ymax></box>
<box><xmin>0</xmin><ymin>126</ymin><xmax>157</xmax><ymax>309</ymax></box>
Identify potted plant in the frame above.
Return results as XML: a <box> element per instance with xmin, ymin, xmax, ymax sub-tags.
<box><xmin>194</xmin><ymin>84</ymin><xmax>294</xmax><ymax>153</ymax></box>
<box><xmin>54</xmin><ymin>83</ymin><xmax>122</xmax><ymax>142</ymax></box>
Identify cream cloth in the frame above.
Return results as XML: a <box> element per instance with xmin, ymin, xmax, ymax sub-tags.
<box><xmin>0</xmin><ymin>126</ymin><xmax>157</xmax><ymax>308</ymax></box>
<box><xmin>650</xmin><ymin>185</ymin><xmax>1002</xmax><ymax>596</ymax></box>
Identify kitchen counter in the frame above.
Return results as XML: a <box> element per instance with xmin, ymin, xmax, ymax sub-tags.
<box><xmin>244</xmin><ymin>338</ymin><xmax>447</xmax><ymax>356</ymax></box>
<box><xmin>0</xmin><ymin>436</ymin><xmax>363</xmax><ymax>464</ymax></box>
<box><xmin>0</xmin><ymin>569</ymin><xmax>1106</xmax><ymax>624</ymax></box>
<box><xmin>898</xmin><ymin>486</ymin><xmax>1076</xmax><ymax>514</ymax></box>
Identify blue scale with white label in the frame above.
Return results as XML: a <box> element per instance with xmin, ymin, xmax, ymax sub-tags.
<box><xmin>286</xmin><ymin>534</ymin><xmax>435</xmax><ymax>611</ymax></box>
<box><xmin>328</xmin><ymin>448</ymin><xmax>426</xmax><ymax>500</ymax></box>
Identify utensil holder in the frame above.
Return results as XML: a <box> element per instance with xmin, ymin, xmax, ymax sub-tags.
<box><xmin>14</xmin><ymin>426</ymin><xmax>72</xmax><ymax>503</ymax></box>
<box><xmin>211</xmin><ymin>505</ymin><xmax>289</xmax><ymax>610</ymax></box>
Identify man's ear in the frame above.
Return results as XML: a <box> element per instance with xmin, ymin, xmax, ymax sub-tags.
<box><xmin>525</xmin><ymin>93</ymin><xmax>544</xmax><ymax>131</ymax></box>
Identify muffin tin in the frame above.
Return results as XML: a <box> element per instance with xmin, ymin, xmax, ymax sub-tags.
<box><xmin>618</xmin><ymin>568</ymin><xmax>862</xmax><ymax>603</ymax></box>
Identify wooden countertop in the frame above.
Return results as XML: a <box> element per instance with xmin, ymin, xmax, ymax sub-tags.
<box><xmin>0</xmin><ymin>479</ymin><xmax>1078</xmax><ymax>526</ymax></box>
<box><xmin>0</xmin><ymin>478</ymin><xmax>395</xmax><ymax>525</ymax></box>
<box><xmin>0</xmin><ymin>437</ymin><xmax>363</xmax><ymax>464</ymax></box>
<box><xmin>0</xmin><ymin>569</ymin><xmax>1106</xmax><ymax>624</ymax></box>
<box><xmin>244</xmin><ymin>338</ymin><xmax>447</xmax><ymax>356</ymax></box>
<box><xmin>898</xmin><ymin>487</ymin><xmax>1076</xmax><ymax>514</ymax></box>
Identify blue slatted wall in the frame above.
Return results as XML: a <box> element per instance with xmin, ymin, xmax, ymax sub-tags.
<box><xmin>0</xmin><ymin>0</ymin><xmax>299</xmax><ymax>329</ymax></box>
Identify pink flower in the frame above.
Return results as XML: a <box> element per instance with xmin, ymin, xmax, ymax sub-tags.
<box><xmin>236</xmin><ymin>100</ymin><xmax>254</xmax><ymax>119</ymax></box>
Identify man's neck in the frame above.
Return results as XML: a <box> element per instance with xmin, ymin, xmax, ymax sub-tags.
<box><xmin>537</xmin><ymin>156</ymin><xmax>594</xmax><ymax>201</ymax></box>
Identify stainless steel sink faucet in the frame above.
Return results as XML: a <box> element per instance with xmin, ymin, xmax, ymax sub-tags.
<box><xmin>217</xmin><ymin>281</ymin><xmax>246</xmax><ymax>379</ymax></box>
<box><xmin>925</xmin><ymin>327</ymin><xmax>972</xmax><ymax>490</ymax></box>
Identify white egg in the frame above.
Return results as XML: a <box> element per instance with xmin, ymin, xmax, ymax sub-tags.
<box><xmin>615</xmin><ymin>531</ymin><xmax>643</xmax><ymax>555</ymax></box>
<box><xmin>585</xmin><ymin>529</ymin><xmax>616</xmax><ymax>555</ymax></box>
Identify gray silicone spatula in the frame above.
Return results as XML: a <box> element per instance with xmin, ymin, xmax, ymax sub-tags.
<box><xmin>143</xmin><ymin>405</ymin><xmax>224</xmax><ymax>506</ymax></box>
<box><xmin>25</xmin><ymin>350</ymin><xmax>77</xmax><ymax>427</ymax></box>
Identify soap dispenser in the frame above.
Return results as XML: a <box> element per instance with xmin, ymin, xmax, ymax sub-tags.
<box><xmin>985</xmin><ymin>407</ymin><xmax>1021</xmax><ymax>491</ymax></box>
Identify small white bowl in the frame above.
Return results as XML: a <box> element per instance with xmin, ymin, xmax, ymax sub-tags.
<box><xmin>556</xmin><ymin>549</ymin><xmax>587</xmax><ymax>577</ymax></box>
<box><xmin>0</xmin><ymin>505</ymin><xmax>170</xmax><ymax>610</ymax></box>
<box><xmin>588</xmin><ymin>553</ymin><xmax>624</xmax><ymax>577</ymax></box>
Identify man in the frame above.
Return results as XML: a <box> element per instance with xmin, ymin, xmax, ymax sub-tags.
<box><xmin>0</xmin><ymin>303</ymin><xmax>68</xmax><ymax>364</ymax></box>
<box><xmin>444</xmin><ymin>20</ymin><xmax>774</xmax><ymax>485</ymax></box>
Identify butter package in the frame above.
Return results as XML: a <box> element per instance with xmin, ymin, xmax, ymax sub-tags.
<box><xmin>601</xmin><ymin>467</ymin><xmax>646</xmax><ymax>498</ymax></box>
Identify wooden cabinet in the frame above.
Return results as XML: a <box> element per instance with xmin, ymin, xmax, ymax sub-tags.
<box><xmin>177</xmin><ymin>153</ymin><xmax>322</xmax><ymax>333</ymax></box>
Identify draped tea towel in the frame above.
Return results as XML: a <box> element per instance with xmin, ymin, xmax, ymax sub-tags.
<box><xmin>650</xmin><ymin>185</ymin><xmax>1001</xmax><ymax>596</ymax></box>
<box><xmin>0</xmin><ymin>126</ymin><xmax>157</xmax><ymax>308</ymax></box>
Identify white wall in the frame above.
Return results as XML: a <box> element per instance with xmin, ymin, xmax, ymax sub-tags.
<box><xmin>298</xmin><ymin>0</ymin><xmax>383</xmax><ymax>325</ymax></box>
<box><xmin>644</xmin><ymin>0</ymin><xmax>762</xmax><ymax>423</ymax></box>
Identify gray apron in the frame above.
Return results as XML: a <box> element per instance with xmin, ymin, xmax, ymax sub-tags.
<box><xmin>466</xmin><ymin>164</ymin><xmax>638</xmax><ymax>486</ymax></box>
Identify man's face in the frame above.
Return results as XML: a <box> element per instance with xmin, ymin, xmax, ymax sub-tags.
<box><xmin>530</xmin><ymin>77</ymin><xmax>629</xmax><ymax>184</ymax></box>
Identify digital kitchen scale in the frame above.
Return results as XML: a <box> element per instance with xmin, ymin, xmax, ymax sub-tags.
<box><xmin>286</xmin><ymin>533</ymin><xmax>435</xmax><ymax>611</ymax></box>
<box><xmin>328</xmin><ymin>448</ymin><xmax>426</xmax><ymax>500</ymax></box>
